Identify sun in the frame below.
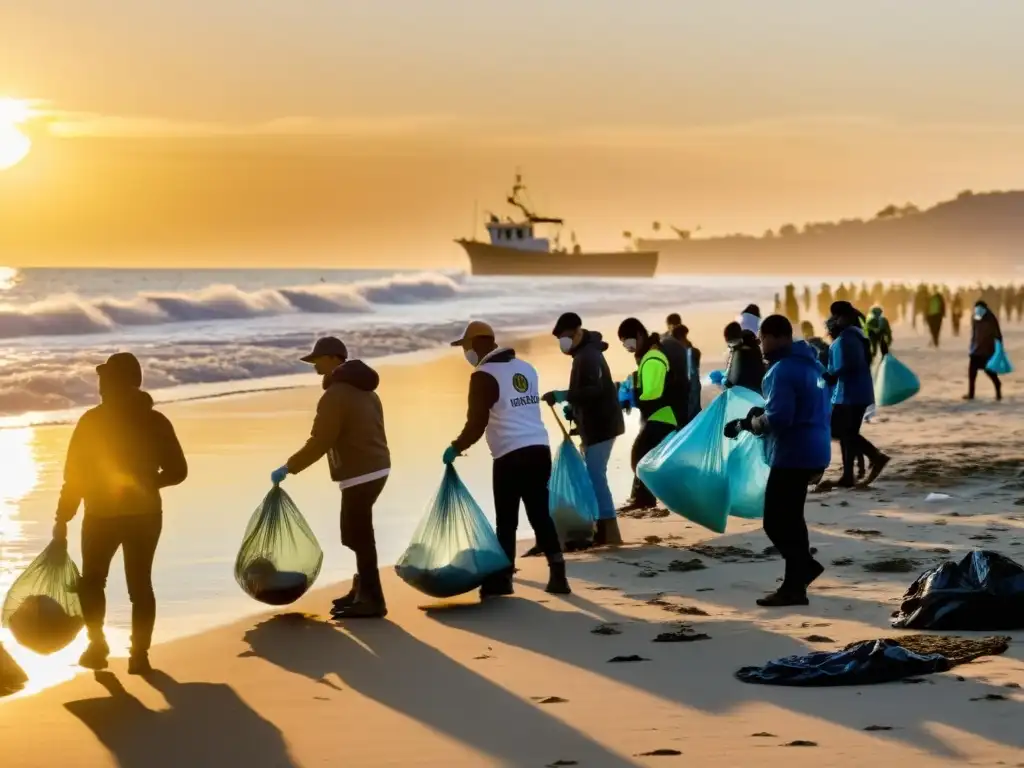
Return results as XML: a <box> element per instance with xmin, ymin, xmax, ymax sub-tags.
<box><xmin>0</xmin><ymin>98</ymin><xmax>33</xmax><ymax>171</ymax></box>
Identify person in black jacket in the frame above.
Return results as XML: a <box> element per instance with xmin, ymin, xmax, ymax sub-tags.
<box><xmin>658</xmin><ymin>325</ymin><xmax>693</xmax><ymax>428</ymax></box>
<box><xmin>668</xmin><ymin>320</ymin><xmax>703</xmax><ymax>422</ymax></box>
<box><xmin>544</xmin><ymin>313</ymin><xmax>626</xmax><ymax>545</ymax></box>
<box><xmin>53</xmin><ymin>352</ymin><xmax>188</xmax><ymax>675</ymax></box>
<box><xmin>724</xmin><ymin>322</ymin><xmax>766</xmax><ymax>394</ymax></box>
<box><xmin>966</xmin><ymin>301</ymin><xmax>1003</xmax><ymax>401</ymax></box>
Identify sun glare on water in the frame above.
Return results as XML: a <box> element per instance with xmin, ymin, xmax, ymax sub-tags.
<box><xmin>0</xmin><ymin>98</ymin><xmax>33</xmax><ymax>171</ymax></box>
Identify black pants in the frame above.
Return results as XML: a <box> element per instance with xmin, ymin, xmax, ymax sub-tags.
<box><xmin>341</xmin><ymin>477</ymin><xmax>387</xmax><ymax>602</ymax></box>
<box><xmin>951</xmin><ymin>316</ymin><xmax>961</xmax><ymax>337</ymax></box>
<box><xmin>763</xmin><ymin>467</ymin><xmax>822</xmax><ymax>590</ymax></box>
<box><xmin>968</xmin><ymin>355</ymin><xmax>1001</xmax><ymax>399</ymax></box>
<box><xmin>832</xmin><ymin>404</ymin><xmax>880</xmax><ymax>483</ymax></box>
<box><xmin>630</xmin><ymin>421</ymin><xmax>676</xmax><ymax>507</ymax></box>
<box><xmin>80</xmin><ymin>513</ymin><xmax>163</xmax><ymax>654</ymax></box>
<box><xmin>926</xmin><ymin>315</ymin><xmax>943</xmax><ymax>347</ymax></box>
<box><xmin>493</xmin><ymin>445</ymin><xmax>562</xmax><ymax>568</ymax></box>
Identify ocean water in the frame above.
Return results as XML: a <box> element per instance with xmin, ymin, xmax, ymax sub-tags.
<box><xmin>0</xmin><ymin>267</ymin><xmax>773</xmax><ymax>422</ymax></box>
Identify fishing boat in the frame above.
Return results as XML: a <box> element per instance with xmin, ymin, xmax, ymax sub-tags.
<box><xmin>456</xmin><ymin>175</ymin><xmax>658</xmax><ymax>277</ymax></box>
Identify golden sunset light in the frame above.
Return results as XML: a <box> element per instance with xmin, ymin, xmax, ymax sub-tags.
<box><xmin>0</xmin><ymin>98</ymin><xmax>32</xmax><ymax>170</ymax></box>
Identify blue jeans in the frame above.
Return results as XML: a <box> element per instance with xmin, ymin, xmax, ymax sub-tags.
<box><xmin>582</xmin><ymin>438</ymin><xmax>616</xmax><ymax>520</ymax></box>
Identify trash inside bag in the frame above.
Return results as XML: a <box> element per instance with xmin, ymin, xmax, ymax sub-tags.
<box><xmin>234</xmin><ymin>486</ymin><xmax>323</xmax><ymax>606</ymax></box>
<box><xmin>986</xmin><ymin>341</ymin><xmax>1014</xmax><ymax>375</ymax></box>
<box><xmin>891</xmin><ymin>550</ymin><xmax>1024</xmax><ymax>631</ymax></box>
<box><xmin>638</xmin><ymin>386</ymin><xmax>765</xmax><ymax>533</ymax></box>
<box><xmin>549</xmin><ymin>435</ymin><xmax>598</xmax><ymax>546</ymax></box>
<box><xmin>395</xmin><ymin>465</ymin><xmax>511</xmax><ymax>598</ymax></box>
<box><xmin>1</xmin><ymin>540</ymin><xmax>84</xmax><ymax>655</ymax></box>
<box><xmin>736</xmin><ymin>639</ymin><xmax>952</xmax><ymax>687</ymax></box>
<box><xmin>726</xmin><ymin>431</ymin><xmax>770</xmax><ymax>520</ymax></box>
<box><xmin>873</xmin><ymin>353</ymin><xmax>920</xmax><ymax>407</ymax></box>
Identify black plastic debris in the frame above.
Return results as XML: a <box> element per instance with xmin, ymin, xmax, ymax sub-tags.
<box><xmin>890</xmin><ymin>550</ymin><xmax>1024</xmax><ymax>631</ymax></box>
<box><xmin>736</xmin><ymin>639</ymin><xmax>952</xmax><ymax>686</ymax></box>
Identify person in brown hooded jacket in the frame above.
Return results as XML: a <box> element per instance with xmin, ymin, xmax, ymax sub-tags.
<box><xmin>53</xmin><ymin>352</ymin><xmax>188</xmax><ymax>675</ymax></box>
<box><xmin>272</xmin><ymin>336</ymin><xmax>391</xmax><ymax>619</ymax></box>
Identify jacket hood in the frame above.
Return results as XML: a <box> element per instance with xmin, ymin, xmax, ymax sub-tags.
<box><xmin>767</xmin><ymin>339</ymin><xmax>820</xmax><ymax>366</ymax></box>
<box><xmin>574</xmin><ymin>330</ymin><xmax>608</xmax><ymax>355</ymax></box>
<box><xmin>326</xmin><ymin>359</ymin><xmax>380</xmax><ymax>391</ymax></box>
<box><xmin>100</xmin><ymin>388</ymin><xmax>154</xmax><ymax>411</ymax></box>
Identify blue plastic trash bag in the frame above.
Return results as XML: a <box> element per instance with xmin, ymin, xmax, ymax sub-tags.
<box><xmin>395</xmin><ymin>465</ymin><xmax>511</xmax><ymax>598</ymax></box>
<box><xmin>700</xmin><ymin>382</ymin><xmax>724</xmax><ymax>410</ymax></box>
<box><xmin>873</xmin><ymin>353</ymin><xmax>920</xmax><ymax>407</ymax></box>
<box><xmin>617</xmin><ymin>377</ymin><xmax>637</xmax><ymax>410</ymax></box>
<box><xmin>726</xmin><ymin>430</ymin><xmax>770</xmax><ymax>520</ymax></box>
<box><xmin>986</xmin><ymin>341</ymin><xmax>1013</xmax><ymax>375</ymax></box>
<box><xmin>638</xmin><ymin>386</ymin><xmax>764</xmax><ymax>533</ymax></box>
<box><xmin>549</xmin><ymin>435</ymin><xmax>599</xmax><ymax>546</ymax></box>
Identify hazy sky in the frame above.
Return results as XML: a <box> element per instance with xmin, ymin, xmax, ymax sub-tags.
<box><xmin>3</xmin><ymin>1</ymin><xmax>1024</xmax><ymax>266</ymax></box>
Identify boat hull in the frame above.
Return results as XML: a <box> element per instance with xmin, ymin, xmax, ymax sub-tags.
<box><xmin>457</xmin><ymin>240</ymin><xmax>659</xmax><ymax>278</ymax></box>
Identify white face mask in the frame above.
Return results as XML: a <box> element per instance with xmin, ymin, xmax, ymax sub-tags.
<box><xmin>974</xmin><ymin>308</ymin><xmax>986</xmax><ymax>321</ymax></box>
<box><xmin>464</xmin><ymin>349</ymin><xmax>479</xmax><ymax>367</ymax></box>
<box><xmin>623</xmin><ymin>338</ymin><xmax>638</xmax><ymax>353</ymax></box>
<box><xmin>558</xmin><ymin>336</ymin><xmax>574</xmax><ymax>354</ymax></box>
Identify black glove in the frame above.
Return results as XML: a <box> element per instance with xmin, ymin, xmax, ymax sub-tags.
<box><xmin>823</xmin><ymin>371</ymin><xmax>838</xmax><ymax>386</ymax></box>
<box><xmin>724</xmin><ymin>419</ymin><xmax>747</xmax><ymax>439</ymax></box>
<box><xmin>541</xmin><ymin>391</ymin><xmax>557</xmax><ymax>406</ymax></box>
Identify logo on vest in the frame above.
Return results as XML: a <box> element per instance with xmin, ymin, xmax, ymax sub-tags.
<box><xmin>512</xmin><ymin>373</ymin><xmax>529</xmax><ymax>393</ymax></box>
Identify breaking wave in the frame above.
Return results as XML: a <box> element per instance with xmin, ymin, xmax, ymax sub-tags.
<box><xmin>0</xmin><ymin>272</ymin><xmax>462</xmax><ymax>338</ymax></box>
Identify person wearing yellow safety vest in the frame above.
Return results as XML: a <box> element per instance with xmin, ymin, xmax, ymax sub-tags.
<box><xmin>617</xmin><ymin>318</ymin><xmax>677</xmax><ymax>512</ymax></box>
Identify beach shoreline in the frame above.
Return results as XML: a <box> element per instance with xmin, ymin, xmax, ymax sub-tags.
<box><xmin>2</xmin><ymin>307</ymin><xmax>1023</xmax><ymax>766</ymax></box>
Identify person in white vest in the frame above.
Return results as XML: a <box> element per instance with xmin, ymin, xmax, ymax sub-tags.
<box><xmin>444</xmin><ymin>320</ymin><xmax>571</xmax><ymax>597</ymax></box>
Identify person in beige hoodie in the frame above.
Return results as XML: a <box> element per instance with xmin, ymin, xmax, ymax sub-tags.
<box><xmin>272</xmin><ymin>337</ymin><xmax>391</xmax><ymax>619</ymax></box>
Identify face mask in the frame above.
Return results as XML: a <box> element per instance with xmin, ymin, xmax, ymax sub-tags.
<box><xmin>974</xmin><ymin>308</ymin><xmax>985</xmax><ymax>321</ymax></box>
<box><xmin>623</xmin><ymin>339</ymin><xmax>637</xmax><ymax>353</ymax></box>
<box><xmin>464</xmin><ymin>349</ymin><xmax>479</xmax><ymax>367</ymax></box>
<box><xmin>558</xmin><ymin>336</ymin><xmax>574</xmax><ymax>354</ymax></box>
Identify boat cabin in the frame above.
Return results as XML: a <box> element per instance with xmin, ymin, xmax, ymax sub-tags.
<box><xmin>485</xmin><ymin>216</ymin><xmax>551</xmax><ymax>253</ymax></box>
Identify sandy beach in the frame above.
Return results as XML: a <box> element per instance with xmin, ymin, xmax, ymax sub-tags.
<box><xmin>2</xmin><ymin>306</ymin><xmax>1023</xmax><ymax>766</ymax></box>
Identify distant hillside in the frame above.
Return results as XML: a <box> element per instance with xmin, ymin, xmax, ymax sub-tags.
<box><xmin>640</xmin><ymin>190</ymin><xmax>1024</xmax><ymax>278</ymax></box>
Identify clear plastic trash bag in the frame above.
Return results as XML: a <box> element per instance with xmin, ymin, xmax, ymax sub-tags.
<box><xmin>395</xmin><ymin>465</ymin><xmax>511</xmax><ymax>598</ymax></box>
<box><xmin>638</xmin><ymin>386</ymin><xmax>766</xmax><ymax>533</ymax></box>
<box><xmin>873</xmin><ymin>353</ymin><xmax>920</xmax><ymax>407</ymax></box>
<box><xmin>549</xmin><ymin>434</ymin><xmax>599</xmax><ymax>546</ymax></box>
<box><xmin>986</xmin><ymin>341</ymin><xmax>1013</xmax><ymax>375</ymax></box>
<box><xmin>2</xmin><ymin>540</ymin><xmax>85</xmax><ymax>655</ymax></box>
<box><xmin>234</xmin><ymin>486</ymin><xmax>324</xmax><ymax>606</ymax></box>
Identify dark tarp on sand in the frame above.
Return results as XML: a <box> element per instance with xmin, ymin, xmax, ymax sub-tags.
<box><xmin>736</xmin><ymin>635</ymin><xmax>1009</xmax><ymax>687</ymax></box>
<box><xmin>891</xmin><ymin>550</ymin><xmax>1024</xmax><ymax>631</ymax></box>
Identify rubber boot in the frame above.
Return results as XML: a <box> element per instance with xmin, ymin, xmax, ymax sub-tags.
<box><xmin>545</xmin><ymin>560</ymin><xmax>571</xmax><ymax>595</ymax></box>
<box><xmin>596</xmin><ymin>519</ymin><xmax>623</xmax><ymax>547</ymax></box>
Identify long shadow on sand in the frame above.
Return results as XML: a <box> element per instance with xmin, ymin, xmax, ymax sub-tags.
<box><xmin>64</xmin><ymin>670</ymin><xmax>297</xmax><ymax>768</ymax></box>
<box><xmin>427</xmin><ymin>588</ymin><xmax>1024</xmax><ymax>760</ymax></box>
<box><xmin>241</xmin><ymin>613</ymin><xmax>638</xmax><ymax>767</ymax></box>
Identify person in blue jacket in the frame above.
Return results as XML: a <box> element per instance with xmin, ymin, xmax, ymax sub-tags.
<box><xmin>724</xmin><ymin>315</ymin><xmax>831</xmax><ymax>606</ymax></box>
<box><xmin>823</xmin><ymin>301</ymin><xmax>889</xmax><ymax>488</ymax></box>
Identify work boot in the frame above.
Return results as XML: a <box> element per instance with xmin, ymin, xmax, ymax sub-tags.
<box><xmin>332</xmin><ymin>574</ymin><xmax>361</xmax><ymax>611</ymax></box>
<box><xmin>545</xmin><ymin>561</ymin><xmax>571</xmax><ymax>595</ymax></box>
<box><xmin>756</xmin><ymin>588</ymin><xmax>809</xmax><ymax>607</ymax></box>
<box><xmin>595</xmin><ymin>519</ymin><xmax>623</xmax><ymax>547</ymax></box>
<box><xmin>78</xmin><ymin>640</ymin><xmax>110</xmax><ymax>671</ymax></box>
<box><xmin>804</xmin><ymin>559</ymin><xmax>825</xmax><ymax>588</ymax></box>
<box><xmin>480</xmin><ymin>573</ymin><xmax>515</xmax><ymax>598</ymax></box>
<box><xmin>127</xmin><ymin>651</ymin><xmax>153</xmax><ymax>676</ymax></box>
<box><xmin>332</xmin><ymin>599</ymin><xmax>388</xmax><ymax>620</ymax></box>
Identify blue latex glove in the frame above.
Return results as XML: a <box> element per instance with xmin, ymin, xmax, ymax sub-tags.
<box><xmin>442</xmin><ymin>445</ymin><xmax>459</xmax><ymax>464</ymax></box>
<box><xmin>708</xmin><ymin>369</ymin><xmax>725</xmax><ymax>386</ymax></box>
<box><xmin>562</xmin><ymin>403</ymin><xmax>573</xmax><ymax>421</ymax></box>
<box><xmin>271</xmin><ymin>465</ymin><xmax>289</xmax><ymax>485</ymax></box>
